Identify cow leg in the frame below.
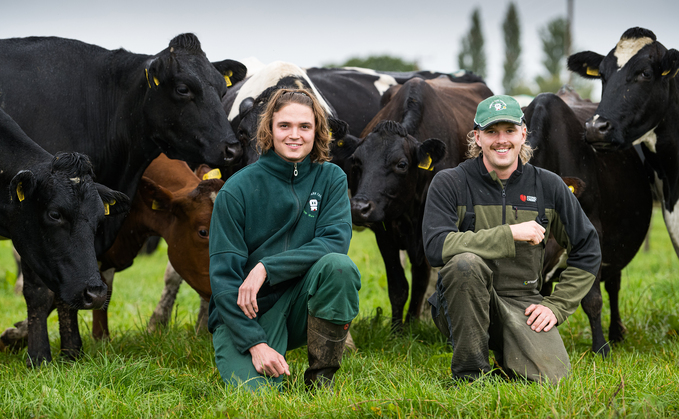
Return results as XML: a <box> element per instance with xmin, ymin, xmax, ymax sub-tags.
<box><xmin>56</xmin><ymin>300</ymin><xmax>82</xmax><ymax>360</ymax></box>
<box><xmin>603</xmin><ymin>267</ymin><xmax>626</xmax><ymax>343</ymax></box>
<box><xmin>148</xmin><ymin>261</ymin><xmax>183</xmax><ymax>332</ymax></box>
<box><xmin>405</xmin><ymin>249</ymin><xmax>430</xmax><ymax>323</ymax></box>
<box><xmin>580</xmin><ymin>274</ymin><xmax>609</xmax><ymax>357</ymax></box>
<box><xmin>373</xmin><ymin>227</ymin><xmax>408</xmax><ymax>330</ymax></box>
<box><xmin>92</xmin><ymin>268</ymin><xmax>115</xmax><ymax>340</ymax></box>
<box><xmin>195</xmin><ymin>297</ymin><xmax>209</xmax><ymax>332</ymax></box>
<box><xmin>13</xmin><ymin>246</ymin><xmax>23</xmax><ymax>295</ymax></box>
<box><xmin>22</xmin><ymin>262</ymin><xmax>55</xmax><ymax>366</ymax></box>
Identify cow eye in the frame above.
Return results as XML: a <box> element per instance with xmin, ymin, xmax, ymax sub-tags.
<box><xmin>48</xmin><ymin>211</ymin><xmax>61</xmax><ymax>222</ymax></box>
<box><xmin>198</xmin><ymin>229</ymin><xmax>209</xmax><ymax>238</ymax></box>
<box><xmin>396</xmin><ymin>160</ymin><xmax>408</xmax><ymax>171</ymax></box>
<box><xmin>176</xmin><ymin>84</ymin><xmax>191</xmax><ymax>96</ymax></box>
<box><xmin>637</xmin><ymin>70</ymin><xmax>652</xmax><ymax>81</ymax></box>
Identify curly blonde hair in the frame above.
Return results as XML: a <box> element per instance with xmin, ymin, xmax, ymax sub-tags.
<box><xmin>256</xmin><ymin>88</ymin><xmax>331</xmax><ymax>163</ymax></box>
<box><xmin>465</xmin><ymin>122</ymin><xmax>534</xmax><ymax>164</ymax></box>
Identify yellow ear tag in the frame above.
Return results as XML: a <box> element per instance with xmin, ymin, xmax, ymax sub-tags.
<box><xmin>145</xmin><ymin>69</ymin><xmax>152</xmax><ymax>88</ymax></box>
<box><xmin>586</xmin><ymin>67</ymin><xmax>600</xmax><ymax>77</ymax></box>
<box><xmin>153</xmin><ymin>76</ymin><xmax>159</xmax><ymax>86</ymax></box>
<box><xmin>152</xmin><ymin>200</ymin><xmax>161</xmax><ymax>210</ymax></box>
<box><xmin>418</xmin><ymin>153</ymin><xmax>433</xmax><ymax>171</ymax></box>
<box><xmin>203</xmin><ymin>168</ymin><xmax>222</xmax><ymax>180</ymax></box>
<box><xmin>104</xmin><ymin>203</ymin><xmax>110</xmax><ymax>215</ymax></box>
<box><xmin>568</xmin><ymin>185</ymin><xmax>575</xmax><ymax>194</ymax></box>
<box><xmin>329</xmin><ymin>129</ymin><xmax>333</xmax><ymax>139</ymax></box>
<box><xmin>16</xmin><ymin>183</ymin><xmax>25</xmax><ymax>202</ymax></box>
<box><xmin>662</xmin><ymin>69</ymin><xmax>670</xmax><ymax>76</ymax></box>
<box><xmin>336</xmin><ymin>140</ymin><xmax>345</xmax><ymax>148</ymax></box>
<box><xmin>224</xmin><ymin>70</ymin><xmax>233</xmax><ymax>87</ymax></box>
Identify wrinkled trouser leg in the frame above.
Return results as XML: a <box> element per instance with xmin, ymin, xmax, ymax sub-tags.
<box><xmin>213</xmin><ymin>253</ymin><xmax>361</xmax><ymax>391</ymax></box>
<box><xmin>432</xmin><ymin>252</ymin><xmax>570</xmax><ymax>384</ymax></box>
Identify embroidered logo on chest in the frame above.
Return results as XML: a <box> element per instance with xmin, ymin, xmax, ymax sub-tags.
<box><xmin>304</xmin><ymin>192</ymin><xmax>323</xmax><ymax>218</ymax></box>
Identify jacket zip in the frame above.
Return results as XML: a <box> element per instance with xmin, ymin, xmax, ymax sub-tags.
<box><xmin>501</xmin><ymin>187</ymin><xmax>506</xmax><ymax>224</ymax></box>
<box><xmin>286</xmin><ymin>162</ymin><xmax>300</xmax><ymax>251</ymax></box>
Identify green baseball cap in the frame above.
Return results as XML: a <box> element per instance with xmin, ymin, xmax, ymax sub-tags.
<box><xmin>473</xmin><ymin>95</ymin><xmax>524</xmax><ymax>130</ymax></box>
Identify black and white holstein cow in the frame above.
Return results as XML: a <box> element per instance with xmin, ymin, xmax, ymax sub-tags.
<box><xmin>524</xmin><ymin>88</ymin><xmax>652</xmax><ymax>355</ymax></box>
<box><xmin>348</xmin><ymin>77</ymin><xmax>493</xmax><ymax>328</ymax></box>
<box><xmin>0</xmin><ymin>108</ymin><xmax>130</xmax><ymax>364</ymax></box>
<box><xmin>0</xmin><ymin>33</ymin><xmax>246</xmax><ymax>365</ymax></box>
<box><xmin>568</xmin><ymin>27</ymin><xmax>679</xmax><ymax>258</ymax></box>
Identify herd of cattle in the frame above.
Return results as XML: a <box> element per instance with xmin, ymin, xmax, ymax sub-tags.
<box><xmin>0</xmin><ymin>27</ymin><xmax>677</xmax><ymax>366</ymax></box>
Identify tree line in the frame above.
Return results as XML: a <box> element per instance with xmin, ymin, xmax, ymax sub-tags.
<box><xmin>327</xmin><ymin>2</ymin><xmax>592</xmax><ymax>98</ymax></box>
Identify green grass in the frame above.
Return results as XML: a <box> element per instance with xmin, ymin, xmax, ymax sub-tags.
<box><xmin>0</xmin><ymin>209</ymin><xmax>678</xmax><ymax>418</ymax></box>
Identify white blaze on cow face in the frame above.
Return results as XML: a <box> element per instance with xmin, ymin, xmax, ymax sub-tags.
<box><xmin>228</xmin><ymin>61</ymin><xmax>332</xmax><ymax>121</ymax></box>
<box><xmin>614</xmin><ymin>36</ymin><xmax>654</xmax><ymax>69</ymax></box>
<box><xmin>343</xmin><ymin>67</ymin><xmax>398</xmax><ymax>95</ymax></box>
<box><xmin>632</xmin><ymin>127</ymin><xmax>658</xmax><ymax>153</ymax></box>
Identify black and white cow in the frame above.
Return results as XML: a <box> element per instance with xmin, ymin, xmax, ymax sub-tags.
<box><xmin>524</xmin><ymin>88</ymin><xmax>652</xmax><ymax>355</ymax></box>
<box><xmin>348</xmin><ymin>77</ymin><xmax>493</xmax><ymax>328</ymax></box>
<box><xmin>0</xmin><ymin>33</ymin><xmax>245</xmax><ymax>364</ymax></box>
<box><xmin>568</xmin><ymin>27</ymin><xmax>679</xmax><ymax>257</ymax></box>
<box><xmin>0</xmin><ymin>108</ymin><xmax>130</xmax><ymax>364</ymax></box>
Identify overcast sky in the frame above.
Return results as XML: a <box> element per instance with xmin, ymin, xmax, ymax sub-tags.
<box><xmin>1</xmin><ymin>0</ymin><xmax>677</xmax><ymax>96</ymax></box>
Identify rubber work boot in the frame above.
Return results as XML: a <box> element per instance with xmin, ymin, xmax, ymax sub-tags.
<box><xmin>304</xmin><ymin>315</ymin><xmax>351</xmax><ymax>390</ymax></box>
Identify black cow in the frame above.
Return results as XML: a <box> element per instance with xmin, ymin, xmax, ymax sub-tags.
<box><xmin>0</xmin><ymin>108</ymin><xmax>130</xmax><ymax>364</ymax></box>
<box><xmin>348</xmin><ymin>77</ymin><xmax>493</xmax><ymax>327</ymax></box>
<box><xmin>0</xmin><ymin>33</ymin><xmax>245</xmax><ymax>363</ymax></box>
<box><xmin>568</xmin><ymin>27</ymin><xmax>679</xmax><ymax>258</ymax></box>
<box><xmin>524</xmin><ymin>89</ymin><xmax>652</xmax><ymax>355</ymax></box>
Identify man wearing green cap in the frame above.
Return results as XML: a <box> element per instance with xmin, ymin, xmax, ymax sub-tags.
<box><xmin>422</xmin><ymin>95</ymin><xmax>601</xmax><ymax>384</ymax></box>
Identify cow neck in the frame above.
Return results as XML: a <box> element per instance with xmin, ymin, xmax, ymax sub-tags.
<box><xmin>257</xmin><ymin>151</ymin><xmax>312</xmax><ymax>182</ymax></box>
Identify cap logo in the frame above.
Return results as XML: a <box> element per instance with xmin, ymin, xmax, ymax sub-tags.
<box><xmin>491</xmin><ymin>100</ymin><xmax>507</xmax><ymax>111</ymax></box>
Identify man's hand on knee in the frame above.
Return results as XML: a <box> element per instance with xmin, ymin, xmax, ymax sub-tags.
<box><xmin>248</xmin><ymin>343</ymin><xmax>290</xmax><ymax>377</ymax></box>
<box><xmin>525</xmin><ymin>304</ymin><xmax>557</xmax><ymax>332</ymax></box>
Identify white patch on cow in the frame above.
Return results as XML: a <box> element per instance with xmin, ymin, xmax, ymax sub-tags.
<box><xmin>592</xmin><ymin>114</ymin><xmax>600</xmax><ymax>123</ymax></box>
<box><xmin>209</xmin><ymin>191</ymin><xmax>217</xmax><ymax>204</ymax></box>
<box><xmin>663</xmin><ymin>200</ymin><xmax>679</xmax><ymax>259</ymax></box>
<box><xmin>544</xmin><ymin>249</ymin><xmax>567</xmax><ymax>282</ymax></box>
<box><xmin>614</xmin><ymin>37</ymin><xmax>654</xmax><ymax>69</ymax></box>
<box><xmin>237</xmin><ymin>57</ymin><xmax>266</xmax><ymax>78</ymax></box>
<box><xmin>70</xmin><ymin>177</ymin><xmax>81</xmax><ymax>184</ymax></box>
<box><xmin>228</xmin><ymin>61</ymin><xmax>332</xmax><ymax>121</ymax></box>
<box><xmin>631</xmin><ymin>127</ymin><xmax>658</xmax><ymax>153</ymax></box>
<box><xmin>343</xmin><ymin>66</ymin><xmax>397</xmax><ymax>96</ymax></box>
<box><xmin>100</xmin><ymin>268</ymin><xmax>115</xmax><ymax>287</ymax></box>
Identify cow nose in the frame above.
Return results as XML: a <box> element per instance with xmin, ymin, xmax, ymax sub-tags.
<box><xmin>351</xmin><ymin>198</ymin><xmax>374</xmax><ymax>222</ymax></box>
<box><xmin>223</xmin><ymin>142</ymin><xmax>243</xmax><ymax>166</ymax></box>
<box><xmin>81</xmin><ymin>282</ymin><xmax>108</xmax><ymax>310</ymax></box>
<box><xmin>585</xmin><ymin>117</ymin><xmax>611</xmax><ymax>142</ymax></box>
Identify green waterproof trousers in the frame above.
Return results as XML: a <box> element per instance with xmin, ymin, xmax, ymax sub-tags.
<box><xmin>430</xmin><ymin>252</ymin><xmax>570</xmax><ymax>384</ymax></box>
<box><xmin>212</xmin><ymin>253</ymin><xmax>361</xmax><ymax>390</ymax></box>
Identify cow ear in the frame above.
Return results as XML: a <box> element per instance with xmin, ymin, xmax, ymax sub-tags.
<box><xmin>416</xmin><ymin>138</ymin><xmax>447</xmax><ymax>171</ymax></box>
<box><xmin>145</xmin><ymin>57</ymin><xmax>163</xmax><ymax>89</ymax></box>
<box><xmin>331</xmin><ymin>134</ymin><xmax>360</xmax><ymax>155</ymax></box>
<box><xmin>661</xmin><ymin>48</ymin><xmax>679</xmax><ymax>79</ymax></box>
<box><xmin>561</xmin><ymin>176</ymin><xmax>586</xmax><ymax>198</ymax></box>
<box><xmin>9</xmin><ymin>170</ymin><xmax>36</xmax><ymax>204</ymax></box>
<box><xmin>239</xmin><ymin>97</ymin><xmax>255</xmax><ymax>116</ymax></box>
<box><xmin>212</xmin><ymin>59</ymin><xmax>248</xmax><ymax>87</ymax></box>
<box><xmin>327</xmin><ymin>117</ymin><xmax>349</xmax><ymax>140</ymax></box>
<box><xmin>95</xmin><ymin>184</ymin><xmax>131</xmax><ymax>216</ymax></box>
<box><xmin>138</xmin><ymin>176</ymin><xmax>174</xmax><ymax>212</ymax></box>
<box><xmin>567</xmin><ymin>51</ymin><xmax>604</xmax><ymax>79</ymax></box>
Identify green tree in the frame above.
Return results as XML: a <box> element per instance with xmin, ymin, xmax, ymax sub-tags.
<box><xmin>502</xmin><ymin>3</ymin><xmax>522</xmax><ymax>95</ymax></box>
<box><xmin>535</xmin><ymin>17</ymin><xmax>569</xmax><ymax>93</ymax></box>
<box><xmin>327</xmin><ymin>55</ymin><xmax>419</xmax><ymax>72</ymax></box>
<box><xmin>457</xmin><ymin>8</ymin><xmax>486</xmax><ymax>78</ymax></box>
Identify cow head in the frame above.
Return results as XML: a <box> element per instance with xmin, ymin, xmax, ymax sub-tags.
<box><xmin>142</xmin><ymin>33</ymin><xmax>247</xmax><ymax>167</ymax></box>
<box><xmin>137</xmin><ymin>176</ymin><xmax>223</xmax><ymax>300</ymax></box>
<box><xmin>8</xmin><ymin>152</ymin><xmax>130</xmax><ymax>309</ymax></box>
<box><xmin>350</xmin><ymin>120</ymin><xmax>446</xmax><ymax>225</ymax></box>
<box><xmin>568</xmin><ymin>27</ymin><xmax>679</xmax><ymax>151</ymax></box>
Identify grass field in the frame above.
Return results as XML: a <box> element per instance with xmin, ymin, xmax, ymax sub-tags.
<box><xmin>0</xmin><ymin>209</ymin><xmax>678</xmax><ymax>418</ymax></box>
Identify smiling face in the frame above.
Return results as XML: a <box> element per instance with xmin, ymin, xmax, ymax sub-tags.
<box><xmin>271</xmin><ymin>103</ymin><xmax>315</xmax><ymax>163</ymax></box>
<box><xmin>475</xmin><ymin>121</ymin><xmax>526</xmax><ymax>179</ymax></box>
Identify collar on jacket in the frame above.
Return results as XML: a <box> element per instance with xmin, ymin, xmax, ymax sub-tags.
<box><xmin>257</xmin><ymin>150</ymin><xmax>313</xmax><ymax>181</ymax></box>
<box><xmin>474</xmin><ymin>155</ymin><xmax>525</xmax><ymax>187</ymax></box>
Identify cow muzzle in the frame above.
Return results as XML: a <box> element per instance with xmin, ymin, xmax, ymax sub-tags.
<box><xmin>79</xmin><ymin>279</ymin><xmax>108</xmax><ymax>310</ymax></box>
<box><xmin>585</xmin><ymin>117</ymin><xmax>617</xmax><ymax>149</ymax></box>
<box><xmin>351</xmin><ymin>198</ymin><xmax>375</xmax><ymax>225</ymax></box>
